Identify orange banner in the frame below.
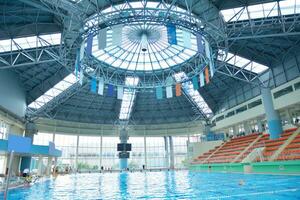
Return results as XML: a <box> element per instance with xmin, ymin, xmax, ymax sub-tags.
<box><xmin>205</xmin><ymin>66</ymin><xmax>210</xmax><ymax>84</ymax></box>
<box><xmin>175</xmin><ymin>83</ymin><xmax>182</xmax><ymax>96</ymax></box>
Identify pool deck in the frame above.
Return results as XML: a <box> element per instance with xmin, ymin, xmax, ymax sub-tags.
<box><xmin>189</xmin><ymin>160</ymin><xmax>300</xmax><ymax>175</ymax></box>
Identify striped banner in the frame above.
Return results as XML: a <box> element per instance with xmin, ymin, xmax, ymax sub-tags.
<box><xmin>175</xmin><ymin>83</ymin><xmax>182</xmax><ymax>97</ymax></box>
<box><xmin>204</xmin><ymin>38</ymin><xmax>215</xmax><ymax>78</ymax></box>
<box><xmin>80</xmin><ymin>42</ymin><xmax>85</xmax><ymax>61</ymax></box>
<box><xmin>156</xmin><ymin>86</ymin><xmax>163</xmax><ymax>100</ymax></box>
<box><xmin>166</xmin><ymin>77</ymin><xmax>173</xmax><ymax>98</ymax></box>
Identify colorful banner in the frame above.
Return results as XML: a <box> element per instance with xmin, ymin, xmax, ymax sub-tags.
<box><xmin>175</xmin><ymin>83</ymin><xmax>182</xmax><ymax>96</ymax></box>
<box><xmin>167</xmin><ymin>24</ymin><xmax>177</xmax><ymax>45</ymax></box>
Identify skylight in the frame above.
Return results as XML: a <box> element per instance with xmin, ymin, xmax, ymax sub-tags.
<box><xmin>221</xmin><ymin>0</ymin><xmax>300</xmax><ymax>22</ymax></box>
<box><xmin>28</xmin><ymin>74</ymin><xmax>77</xmax><ymax>109</ymax></box>
<box><xmin>218</xmin><ymin>50</ymin><xmax>269</xmax><ymax>74</ymax></box>
<box><xmin>119</xmin><ymin>77</ymin><xmax>139</xmax><ymax>120</ymax></box>
<box><xmin>0</xmin><ymin>33</ymin><xmax>61</xmax><ymax>53</ymax></box>
<box><xmin>92</xmin><ymin>25</ymin><xmax>197</xmax><ymax>71</ymax></box>
<box><xmin>173</xmin><ymin>72</ymin><xmax>212</xmax><ymax>116</ymax></box>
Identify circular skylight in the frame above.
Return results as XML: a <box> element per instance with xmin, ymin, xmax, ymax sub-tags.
<box><xmin>91</xmin><ymin>24</ymin><xmax>198</xmax><ymax>71</ymax></box>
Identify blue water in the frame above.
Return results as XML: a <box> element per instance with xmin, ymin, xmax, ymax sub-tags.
<box><xmin>2</xmin><ymin>171</ymin><xmax>300</xmax><ymax>199</ymax></box>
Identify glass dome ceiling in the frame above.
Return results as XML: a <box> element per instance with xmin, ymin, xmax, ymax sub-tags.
<box><xmin>91</xmin><ymin>24</ymin><xmax>198</xmax><ymax>71</ymax></box>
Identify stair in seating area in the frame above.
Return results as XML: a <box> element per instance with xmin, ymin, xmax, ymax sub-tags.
<box><xmin>276</xmin><ymin>128</ymin><xmax>300</xmax><ymax>161</ymax></box>
<box><xmin>192</xmin><ymin>143</ymin><xmax>224</xmax><ymax>164</ymax></box>
<box><xmin>203</xmin><ymin>133</ymin><xmax>261</xmax><ymax>164</ymax></box>
<box><xmin>262</xmin><ymin>128</ymin><xmax>297</xmax><ymax>161</ymax></box>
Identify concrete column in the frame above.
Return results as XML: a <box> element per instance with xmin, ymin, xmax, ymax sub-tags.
<box><xmin>232</xmin><ymin>126</ymin><xmax>239</xmax><ymax>136</ymax></box>
<box><xmin>119</xmin><ymin>128</ymin><xmax>129</xmax><ymax>170</ymax></box>
<box><xmin>37</xmin><ymin>156</ymin><xmax>43</xmax><ymax>176</ymax></box>
<box><xmin>46</xmin><ymin>157</ymin><xmax>52</xmax><ymax>176</ymax></box>
<box><xmin>261</xmin><ymin>88</ymin><xmax>283</xmax><ymax>139</ymax></box>
<box><xmin>143</xmin><ymin>134</ymin><xmax>147</xmax><ymax>169</ymax></box>
<box><xmin>75</xmin><ymin>135</ymin><xmax>79</xmax><ymax>171</ymax></box>
<box><xmin>243</xmin><ymin>122</ymin><xmax>251</xmax><ymax>134</ymax></box>
<box><xmin>169</xmin><ymin>136</ymin><xmax>175</xmax><ymax>169</ymax></box>
<box><xmin>99</xmin><ymin>135</ymin><xmax>103</xmax><ymax>169</ymax></box>
<box><xmin>164</xmin><ymin>136</ymin><xmax>169</xmax><ymax>168</ymax></box>
<box><xmin>20</xmin><ymin>122</ymin><xmax>36</xmax><ymax>172</ymax></box>
<box><xmin>257</xmin><ymin>119</ymin><xmax>264</xmax><ymax>133</ymax></box>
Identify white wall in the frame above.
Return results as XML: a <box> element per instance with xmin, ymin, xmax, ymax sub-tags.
<box><xmin>0</xmin><ymin>70</ymin><xmax>26</xmax><ymax>117</ymax></box>
<box><xmin>188</xmin><ymin>140</ymin><xmax>223</xmax><ymax>160</ymax></box>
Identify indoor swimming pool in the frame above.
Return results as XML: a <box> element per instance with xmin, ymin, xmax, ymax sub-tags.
<box><xmin>1</xmin><ymin>170</ymin><xmax>300</xmax><ymax>199</ymax></box>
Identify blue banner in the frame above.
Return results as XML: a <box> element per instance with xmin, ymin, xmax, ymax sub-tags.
<box><xmin>167</xmin><ymin>24</ymin><xmax>177</xmax><ymax>45</ymax></box>
<box><xmin>196</xmin><ymin>34</ymin><xmax>204</xmax><ymax>54</ymax></box>
<box><xmin>108</xmin><ymin>84</ymin><xmax>114</xmax><ymax>97</ymax></box>
<box><xmin>75</xmin><ymin>48</ymin><xmax>80</xmax><ymax>79</ymax></box>
<box><xmin>86</xmin><ymin>33</ymin><xmax>93</xmax><ymax>56</ymax></box>
<box><xmin>90</xmin><ymin>77</ymin><xmax>97</xmax><ymax>93</ymax></box>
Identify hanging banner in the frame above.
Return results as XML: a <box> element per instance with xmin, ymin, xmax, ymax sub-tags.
<box><xmin>86</xmin><ymin>33</ymin><xmax>93</xmax><ymax>56</ymax></box>
<box><xmin>156</xmin><ymin>86</ymin><xmax>163</xmax><ymax>100</ymax></box>
<box><xmin>75</xmin><ymin>49</ymin><xmax>80</xmax><ymax>79</ymax></box>
<box><xmin>204</xmin><ymin>38</ymin><xmax>215</xmax><ymax>78</ymax></box>
<box><xmin>112</xmin><ymin>25</ymin><xmax>123</xmax><ymax>46</ymax></box>
<box><xmin>107</xmin><ymin>84</ymin><xmax>114</xmax><ymax>97</ymax></box>
<box><xmin>80</xmin><ymin>42</ymin><xmax>85</xmax><ymax>61</ymax></box>
<box><xmin>205</xmin><ymin>66</ymin><xmax>210</xmax><ymax>84</ymax></box>
<box><xmin>182</xmin><ymin>30</ymin><xmax>191</xmax><ymax>49</ymax></box>
<box><xmin>175</xmin><ymin>83</ymin><xmax>182</xmax><ymax>97</ymax></box>
<box><xmin>98</xmin><ymin>77</ymin><xmax>104</xmax><ymax>95</ymax></box>
<box><xmin>117</xmin><ymin>86</ymin><xmax>124</xmax><ymax>100</ymax></box>
<box><xmin>192</xmin><ymin>76</ymin><xmax>199</xmax><ymax>90</ymax></box>
<box><xmin>98</xmin><ymin>28</ymin><xmax>107</xmax><ymax>50</ymax></box>
<box><xmin>167</xmin><ymin>24</ymin><xmax>177</xmax><ymax>45</ymax></box>
<box><xmin>91</xmin><ymin>77</ymin><xmax>97</xmax><ymax>93</ymax></box>
<box><xmin>196</xmin><ymin>33</ymin><xmax>204</xmax><ymax>54</ymax></box>
<box><xmin>200</xmin><ymin>72</ymin><xmax>205</xmax><ymax>87</ymax></box>
<box><xmin>166</xmin><ymin>77</ymin><xmax>173</xmax><ymax>98</ymax></box>
<box><xmin>79</xmin><ymin>70</ymin><xmax>84</xmax><ymax>85</ymax></box>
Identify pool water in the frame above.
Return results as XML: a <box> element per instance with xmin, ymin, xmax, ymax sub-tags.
<box><xmin>2</xmin><ymin>171</ymin><xmax>300</xmax><ymax>199</ymax></box>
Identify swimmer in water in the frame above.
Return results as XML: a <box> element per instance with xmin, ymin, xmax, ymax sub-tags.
<box><xmin>239</xmin><ymin>180</ymin><xmax>245</xmax><ymax>186</ymax></box>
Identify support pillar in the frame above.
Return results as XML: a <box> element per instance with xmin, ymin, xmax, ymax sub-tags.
<box><xmin>164</xmin><ymin>136</ymin><xmax>169</xmax><ymax>168</ymax></box>
<box><xmin>257</xmin><ymin>119</ymin><xmax>264</xmax><ymax>133</ymax></box>
<box><xmin>75</xmin><ymin>135</ymin><xmax>79</xmax><ymax>172</ymax></box>
<box><xmin>169</xmin><ymin>136</ymin><xmax>174</xmax><ymax>169</ymax></box>
<box><xmin>261</xmin><ymin>88</ymin><xmax>283</xmax><ymax>139</ymax></box>
<box><xmin>143</xmin><ymin>134</ymin><xmax>147</xmax><ymax>169</ymax></box>
<box><xmin>243</xmin><ymin>122</ymin><xmax>251</xmax><ymax>134</ymax></box>
<box><xmin>119</xmin><ymin>128</ymin><xmax>129</xmax><ymax>170</ymax></box>
<box><xmin>37</xmin><ymin>156</ymin><xmax>43</xmax><ymax>176</ymax></box>
<box><xmin>46</xmin><ymin>157</ymin><xmax>52</xmax><ymax>176</ymax></box>
<box><xmin>20</xmin><ymin>122</ymin><xmax>37</xmax><ymax>172</ymax></box>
